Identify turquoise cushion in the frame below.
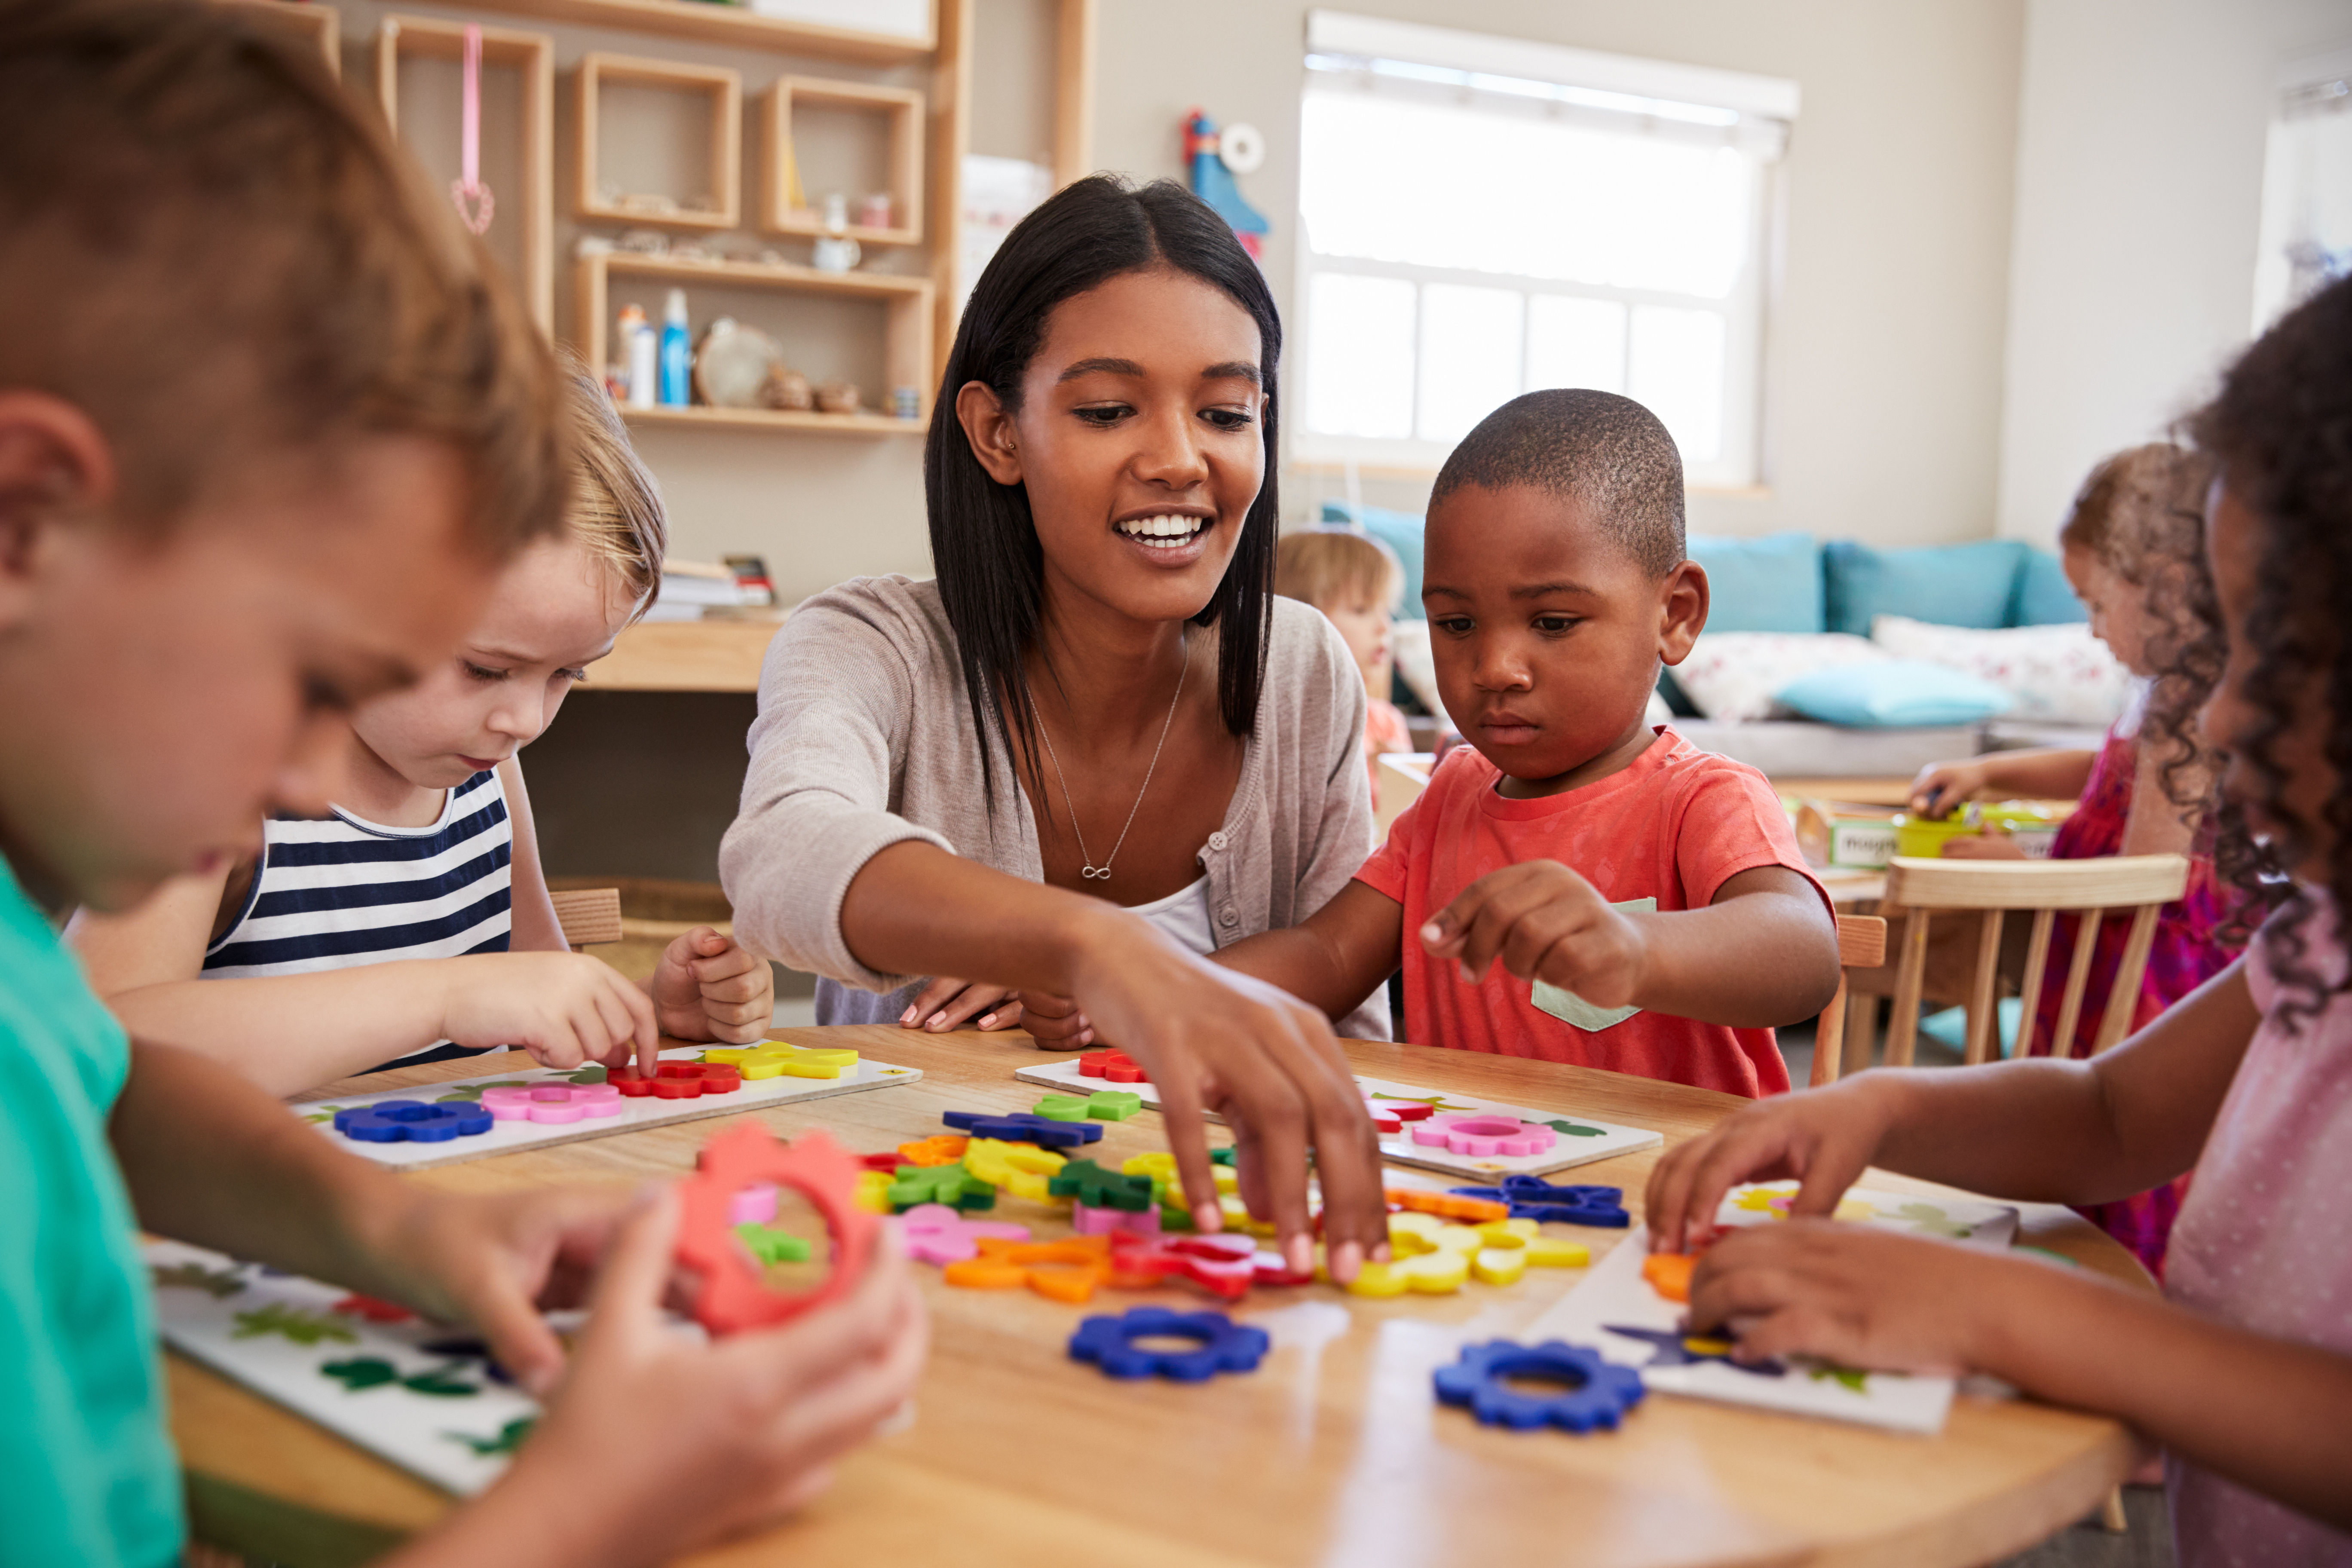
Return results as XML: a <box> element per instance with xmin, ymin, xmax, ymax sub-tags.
<box><xmin>2008</xmin><ymin>546</ymin><xmax>2087</xmax><ymax>625</ymax></box>
<box><xmin>1821</xmin><ymin>539</ymin><xmax>2027</xmax><ymax>635</ymax></box>
<box><xmin>1319</xmin><ymin>502</ymin><xmax>1425</xmax><ymax>613</ymax></box>
<box><xmin>1686</xmin><ymin>531</ymin><xmax>1823</xmax><ymax>633</ymax></box>
<box><xmin>1776</xmin><ymin>660</ymin><xmax>2014</xmax><ymax>727</ymax></box>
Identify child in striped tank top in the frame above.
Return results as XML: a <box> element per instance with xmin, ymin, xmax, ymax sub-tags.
<box><xmin>71</xmin><ymin>373</ymin><xmax>772</xmax><ymax>1092</ymax></box>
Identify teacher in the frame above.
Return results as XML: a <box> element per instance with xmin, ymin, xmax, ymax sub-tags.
<box><xmin>720</xmin><ymin>176</ymin><xmax>1388</xmax><ymax>1275</ymax></box>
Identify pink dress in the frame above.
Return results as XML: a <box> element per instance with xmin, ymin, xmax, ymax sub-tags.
<box><xmin>2027</xmin><ymin>721</ymin><xmax>2245</xmax><ymax>1275</ymax></box>
<box><xmin>2163</xmin><ymin>896</ymin><xmax>2352</xmax><ymax>1565</ymax></box>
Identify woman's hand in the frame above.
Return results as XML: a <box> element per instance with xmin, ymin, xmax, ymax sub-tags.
<box><xmin>647</xmin><ymin>928</ymin><xmax>774</xmax><ymax>1044</ymax></box>
<box><xmin>1908</xmin><ymin>759</ymin><xmax>1988</xmax><ymax>816</ymax></box>
<box><xmin>437</xmin><ymin>952</ymin><xmax>660</xmax><ymax>1077</ymax></box>
<box><xmin>895</xmin><ymin>977</ymin><xmax>1087</xmax><ymax>1038</ymax></box>
<box><xmin>1066</xmin><ymin>916</ymin><xmax>1387</xmax><ymax>1281</ymax></box>
<box><xmin>1643</xmin><ymin>1076</ymin><xmax>1900</xmax><ymax>1255</ymax></box>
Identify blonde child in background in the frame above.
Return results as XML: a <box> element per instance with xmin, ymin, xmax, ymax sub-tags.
<box><xmin>1651</xmin><ymin>276</ymin><xmax>2352</xmax><ymax>1563</ymax></box>
<box><xmin>70</xmin><ymin>370</ymin><xmax>775</xmax><ymax>1095</ymax></box>
<box><xmin>0</xmin><ymin>6</ymin><xmax>920</xmax><ymax>1564</ymax></box>
<box><xmin>1906</xmin><ymin>443</ymin><xmax>2257</xmax><ymax>1274</ymax></box>
<box><xmin>1274</xmin><ymin>527</ymin><xmax>1411</xmax><ymax>795</ymax></box>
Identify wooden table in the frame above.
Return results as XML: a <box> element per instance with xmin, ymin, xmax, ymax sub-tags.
<box><xmin>173</xmin><ymin>1029</ymin><xmax>2150</xmax><ymax>1567</ymax></box>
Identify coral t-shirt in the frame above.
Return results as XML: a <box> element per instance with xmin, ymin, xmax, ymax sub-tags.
<box><xmin>1354</xmin><ymin>729</ymin><xmax>1823</xmax><ymax>1097</ymax></box>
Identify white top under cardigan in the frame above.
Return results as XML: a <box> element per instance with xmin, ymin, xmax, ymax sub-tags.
<box><xmin>719</xmin><ymin>575</ymin><xmax>1389</xmax><ymax>1040</ymax></box>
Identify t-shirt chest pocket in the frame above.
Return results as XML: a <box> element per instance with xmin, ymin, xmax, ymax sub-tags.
<box><xmin>1530</xmin><ymin>897</ymin><xmax>1657</xmax><ymax>1032</ymax></box>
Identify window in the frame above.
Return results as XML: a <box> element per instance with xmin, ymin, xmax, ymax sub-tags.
<box><xmin>2251</xmin><ymin>48</ymin><xmax>2352</xmax><ymax>333</ymax></box>
<box><xmin>1293</xmin><ymin>13</ymin><xmax>1798</xmax><ymax>487</ymax></box>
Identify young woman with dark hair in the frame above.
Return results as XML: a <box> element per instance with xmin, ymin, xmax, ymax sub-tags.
<box><xmin>720</xmin><ymin>176</ymin><xmax>1390</xmax><ymax>1277</ymax></box>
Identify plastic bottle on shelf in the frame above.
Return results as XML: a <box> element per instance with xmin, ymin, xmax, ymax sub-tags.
<box><xmin>658</xmin><ymin>288</ymin><xmax>691</xmax><ymax>408</ymax></box>
<box><xmin>619</xmin><ymin>303</ymin><xmax>655</xmax><ymax>410</ymax></box>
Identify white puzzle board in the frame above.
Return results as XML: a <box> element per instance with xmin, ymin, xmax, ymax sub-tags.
<box><xmin>300</xmin><ymin>1045</ymin><xmax>922</xmax><ymax>1170</ymax></box>
<box><xmin>147</xmin><ymin>1239</ymin><xmax>543</xmax><ymax>1494</ymax></box>
<box><xmin>1013</xmin><ymin>1060</ymin><xmax>1661</xmax><ymax>1180</ymax></box>
<box><xmin>1531</xmin><ymin>1182</ymin><xmax>2020</xmax><ymax>1434</ymax></box>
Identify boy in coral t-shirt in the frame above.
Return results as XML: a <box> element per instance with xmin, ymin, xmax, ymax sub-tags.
<box><xmin>1218</xmin><ymin>390</ymin><xmax>1840</xmax><ymax>1096</ymax></box>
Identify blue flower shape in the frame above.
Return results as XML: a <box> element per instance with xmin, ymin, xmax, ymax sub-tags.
<box><xmin>1448</xmin><ymin>1175</ymin><xmax>1630</xmax><ymax>1228</ymax></box>
<box><xmin>333</xmin><ymin>1100</ymin><xmax>493</xmax><ymax>1144</ymax></box>
<box><xmin>1433</xmin><ymin>1340</ymin><xmax>1646</xmax><ymax>1432</ymax></box>
<box><xmin>942</xmin><ymin>1110</ymin><xmax>1102</xmax><ymax>1149</ymax></box>
<box><xmin>1069</xmin><ymin>1307</ymin><xmax>1270</xmax><ymax>1381</ymax></box>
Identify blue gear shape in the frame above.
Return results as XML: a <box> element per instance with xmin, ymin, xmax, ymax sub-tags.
<box><xmin>333</xmin><ymin>1099</ymin><xmax>493</xmax><ymax>1144</ymax></box>
<box><xmin>942</xmin><ymin>1110</ymin><xmax>1102</xmax><ymax>1148</ymax></box>
<box><xmin>1433</xmin><ymin>1340</ymin><xmax>1646</xmax><ymax>1432</ymax></box>
<box><xmin>1068</xmin><ymin>1307</ymin><xmax>1270</xmax><ymax>1381</ymax></box>
<box><xmin>1449</xmin><ymin>1175</ymin><xmax>1631</xmax><ymax>1228</ymax></box>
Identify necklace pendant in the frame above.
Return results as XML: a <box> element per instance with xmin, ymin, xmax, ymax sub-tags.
<box><xmin>1082</xmin><ymin>865</ymin><xmax>1111</xmax><ymax>881</ymax></box>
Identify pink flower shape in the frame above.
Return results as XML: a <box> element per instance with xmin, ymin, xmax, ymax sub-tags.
<box><xmin>481</xmin><ymin>1082</ymin><xmax>623</xmax><ymax>1124</ymax></box>
<box><xmin>1409</xmin><ymin>1114</ymin><xmax>1557</xmax><ymax>1158</ymax></box>
<box><xmin>898</xmin><ymin>1203</ymin><xmax>1032</xmax><ymax>1265</ymax></box>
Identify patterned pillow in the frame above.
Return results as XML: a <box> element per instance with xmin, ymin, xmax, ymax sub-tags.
<box><xmin>1673</xmin><ymin>632</ymin><xmax>1886</xmax><ymax>723</ymax></box>
<box><xmin>1868</xmin><ymin>614</ymin><xmax>2129</xmax><ymax>726</ymax></box>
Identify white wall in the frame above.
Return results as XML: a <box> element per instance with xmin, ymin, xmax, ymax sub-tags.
<box><xmin>1092</xmin><ymin>0</ymin><xmax>2027</xmax><ymax>546</ymax></box>
<box><xmin>1996</xmin><ymin>0</ymin><xmax>2352</xmax><ymax>544</ymax></box>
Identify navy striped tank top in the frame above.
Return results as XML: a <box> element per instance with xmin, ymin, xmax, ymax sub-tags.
<box><xmin>203</xmin><ymin>769</ymin><xmax>513</xmax><ymax>1067</ymax></box>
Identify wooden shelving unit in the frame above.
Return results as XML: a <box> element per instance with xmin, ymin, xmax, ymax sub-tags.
<box><xmin>576</xmin><ymin>250</ymin><xmax>934</xmax><ymax>433</ymax></box>
<box><xmin>220</xmin><ymin>0</ymin><xmax>340</xmax><ymax>76</ymax></box>
<box><xmin>456</xmin><ymin>0</ymin><xmax>933</xmax><ymax>61</ymax></box>
<box><xmin>375</xmin><ymin>15</ymin><xmax>554</xmax><ymax>330</ymax></box>
<box><xmin>574</xmin><ymin>52</ymin><xmax>741</xmax><ymax>231</ymax></box>
<box><xmin>760</xmin><ymin>77</ymin><xmax>925</xmax><ymax>247</ymax></box>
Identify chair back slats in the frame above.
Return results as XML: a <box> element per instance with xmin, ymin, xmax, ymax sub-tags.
<box><xmin>1884</xmin><ymin>911</ymin><xmax>1931</xmax><ymax>1066</ymax></box>
<box><xmin>2013</xmin><ymin>907</ymin><xmax>2058</xmax><ymax>1057</ymax></box>
<box><xmin>1809</xmin><ymin>913</ymin><xmax>1889</xmax><ymax>1088</ymax></box>
<box><xmin>1837</xmin><ymin>916</ymin><xmax>1887</xmax><ymax>968</ymax></box>
<box><xmin>2093</xmin><ymin>903</ymin><xmax>2165</xmax><ymax>1054</ymax></box>
<box><xmin>1963</xmin><ymin>909</ymin><xmax>2006</xmax><ymax>1066</ymax></box>
<box><xmin>1879</xmin><ymin>854</ymin><xmax>2188</xmax><ymax>910</ymax></box>
<box><xmin>2048</xmin><ymin>907</ymin><xmax>2106</xmax><ymax>1062</ymax></box>
<box><xmin>549</xmin><ymin>887</ymin><xmax>624</xmax><ymax>951</ymax></box>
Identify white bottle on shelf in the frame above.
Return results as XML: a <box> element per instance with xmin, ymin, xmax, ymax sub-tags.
<box><xmin>619</xmin><ymin>303</ymin><xmax>656</xmax><ymax>410</ymax></box>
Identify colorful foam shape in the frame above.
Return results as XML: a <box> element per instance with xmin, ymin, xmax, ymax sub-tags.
<box><xmin>1448</xmin><ymin>1176</ymin><xmax>1631</xmax><ymax>1228</ymax></box>
<box><xmin>941</xmin><ymin>1110</ymin><xmax>1101</xmax><ymax>1149</ymax></box>
<box><xmin>1525</xmin><ymin>1236</ymin><xmax>1591</xmax><ymax>1268</ymax></box>
<box><xmin>1069</xmin><ymin>1307</ymin><xmax>1269</xmax><ymax>1381</ymax></box>
<box><xmin>1049</xmin><ymin>1158</ymin><xmax>1155</xmax><ymax>1212</ymax></box>
<box><xmin>1602</xmin><ymin>1324</ymin><xmax>1784</xmax><ymax>1378</ymax></box>
<box><xmin>675</xmin><ymin>1124</ymin><xmax>875</xmax><ymax>1335</ymax></box>
<box><xmin>480</xmin><ymin>1083</ymin><xmax>624</xmax><ymax>1124</ymax></box>
<box><xmin>888</xmin><ymin>1163</ymin><xmax>997</xmax><ymax>1212</ymax></box>
<box><xmin>1642</xmin><ymin>1252</ymin><xmax>1695</xmax><ymax>1303</ymax></box>
<box><xmin>1387</xmin><ymin>1188</ymin><xmax>1509</xmax><ymax>1225</ymax></box>
<box><xmin>333</xmin><ymin>1100</ymin><xmax>493</xmax><ymax>1144</ymax></box>
<box><xmin>1076</xmin><ymin>1049</ymin><xmax>1148</xmax><ymax>1083</ymax></box>
<box><xmin>944</xmin><ymin>1235</ymin><xmax>1115</xmax><ymax>1302</ymax></box>
<box><xmin>896</xmin><ymin>1134</ymin><xmax>969</xmax><ymax>1167</ymax></box>
<box><xmin>1433</xmin><ymin>1341</ymin><xmax>1645</xmax><ymax>1432</ymax></box>
<box><xmin>852</xmin><ymin>1170</ymin><xmax>894</xmax><ymax>1215</ymax></box>
<box><xmin>962</xmin><ymin>1137</ymin><xmax>1067</xmax><ymax>1203</ymax></box>
<box><xmin>704</xmin><ymin>1041</ymin><xmax>859</xmax><ymax>1081</ymax></box>
<box><xmin>897</xmin><ymin>1204</ymin><xmax>1031</xmax><ymax>1265</ymax></box>
<box><xmin>1412</xmin><ymin>1114</ymin><xmax>1558</xmax><ymax>1158</ymax></box>
<box><xmin>1073</xmin><ymin>1202</ymin><xmax>1161</xmax><ymax>1238</ymax></box>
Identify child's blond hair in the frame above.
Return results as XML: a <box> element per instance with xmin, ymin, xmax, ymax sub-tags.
<box><xmin>562</xmin><ymin>364</ymin><xmax>665</xmax><ymax>619</ymax></box>
<box><xmin>2058</xmin><ymin>443</ymin><xmax>2214</xmax><ymax>585</ymax></box>
<box><xmin>1275</xmin><ymin>528</ymin><xmax>1403</xmax><ymax>613</ymax></box>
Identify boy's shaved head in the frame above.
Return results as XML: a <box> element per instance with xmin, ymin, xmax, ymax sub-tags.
<box><xmin>1430</xmin><ymin>390</ymin><xmax>1686</xmax><ymax>576</ymax></box>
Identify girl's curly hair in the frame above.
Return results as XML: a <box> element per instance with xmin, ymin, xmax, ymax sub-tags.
<box><xmin>2187</xmin><ymin>273</ymin><xmax>2352</xmax><ymax>1028</ymax></box>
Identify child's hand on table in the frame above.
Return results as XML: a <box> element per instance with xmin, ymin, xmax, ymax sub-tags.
<box><xmin>648</xmin><ymin>927</ymin><xmax>774</xmax><ymax>1044</ymax></box>
<box><xmin>1418</xmin><ymin>860</ymin><xmax>1650</xmax><ymax>1007</ymax></box>
<box><xmin>438</xmin><ymin>952</ymin><xmax>660</xmax><ymax>1077</ymax></box>
<box><xmin>1643</xmin><ymin>1075</ymin><xmax>1898</xmax><ymax>1255</ymax></box>
<box><xmin>1908</xmin><ymin>759</ymin><xmax>1990</xmax><ymax>816</ymax></box>
<box><xmin>895</xmin><ymin>977</ymin><xmax>1092</xmax><ymax>1044</ymax></box>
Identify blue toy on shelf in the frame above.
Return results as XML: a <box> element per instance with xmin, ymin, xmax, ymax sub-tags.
<box><xmin>1185</xmin><ymin>109</ymin><xmax>1268</xmax><ymax>257</ymax></box>
<box><xmin>1069</xmin><ymin>1306</ymin><xmax>1269</xmax><ymax>1381</ymax></box>
<box><xmin>941</xmin><ymin>1109</ymin><xmax>1102</xmax><ymax>1149</ymax></box>
<box><xmin>1449</xmin><ymin>1175</ymin><xmax>1631</xmax><ymax>1228</ymax></box>
<box><xmin>332</xmin><ymin>1100</ymin><xmax>493</xmax><ymax>1144</ymax></box>
<box><xmin>1433</xmin><ymin>1340</ymin><xmax>1646</xmax><ymax>1433</ymax></box>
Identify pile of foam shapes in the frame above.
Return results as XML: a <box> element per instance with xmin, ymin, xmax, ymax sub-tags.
<box><xmin>1069</xmin><ymin>1306</ymin><xmax>1268</xmax><ymax>1381</ymax></box>
<box><xmin>331</xmin><ymin>1100</ymin><xmax>493</xmax><ymax>1143</ymax></box>
<box><xmin>1433</xmin><ymin>1340</ymin><xmax>1645</xmax><ymax>1433</ymax></box>
<box><xmin>941</xmin><ymin>1109</ymin><xmax>1102</xmax><ymax>1151</ymax></box>
<box><xmin>940</xmin><ymin>1228</ymin><xmax>1310</xmax><ymax>1305</ymax></box>
<box><xmin>1323</xmin><ymin>1211</ymin><xmax>1588</xmax><ymax>1296</ymax></box>
<box><xmin>1446</xmin><ymin>1175</ymin><xmax>1631</xmax><ymax>1228</ymax></box>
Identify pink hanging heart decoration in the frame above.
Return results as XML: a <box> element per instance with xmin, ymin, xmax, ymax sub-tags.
<box><xmin>448</xmin><ymin>24</ymin><xmax>495</xmax><ymax>236</ymax></box>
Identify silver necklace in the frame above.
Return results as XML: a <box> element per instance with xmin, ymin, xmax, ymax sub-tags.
<box><xmin>1030</xmin><ymin>634</ymin><xmax>1190</xmax><ymax>882</ymax></box>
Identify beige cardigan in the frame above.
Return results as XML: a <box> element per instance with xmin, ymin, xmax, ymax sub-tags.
<box><xmin>719</xmin><ymin>575</ymin><xmax>1388</xmax><ymax>1039</ymax></box>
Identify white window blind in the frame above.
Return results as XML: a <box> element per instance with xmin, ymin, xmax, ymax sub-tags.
<box><xmin>1294</xmin><ymin>12</ymin><xmax>1797</xmax><ymax>487</ymax></box>
<box><xmin>2252</xmin><ymin>47</ymin><xmax>2352</xmax><ymax>333</ymax></box>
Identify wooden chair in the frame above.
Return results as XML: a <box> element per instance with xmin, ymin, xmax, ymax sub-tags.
<box><xmin>1809</xmin><ymin>914</ymin><xmax>1889</xmax><ymax>1087</ymax></box>
<box><xmin>1878</xmin><ymin>855</ymin><xmax>2191</xmax><ymax>1069</ymax></box>
<box><xmin>548</xmin><ymin>887</ymin><xmax>624</xmax><ymax>952</ymax></box>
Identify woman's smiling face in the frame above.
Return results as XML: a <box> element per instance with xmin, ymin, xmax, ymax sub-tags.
<box><xmin>958</xmin><ymin>266</ymin><xmax>1265</xmax><ymax>625</ymax></box>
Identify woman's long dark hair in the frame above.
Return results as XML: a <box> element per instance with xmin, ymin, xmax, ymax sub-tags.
<box><xmin>924</xmin><ymin>175</ymin><xmax>1280</xmax><ymax>802</ymax></box>
<box><xmin>2188</xmin><ymin>273</ymin><xmax>2352</xmax><ymax>1029</ymax></box>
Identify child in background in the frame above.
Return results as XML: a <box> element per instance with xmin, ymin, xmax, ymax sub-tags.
<box><xmin>0</xmin><ymin>8</ymin><xmax>920</xmax><ymax>1563</ymax></box>
<box><xmin>70</xmin><ymin>371</ymin><xmax>774</xmax><ymax>1095</ymax></box>
<box><xmin>1650</xmin><ymin>276</ymin><xmax>2352</xmax><ymax>1563</ymax></box>
<box><xmin>1220</xmin><ymin>390</ymin><xmax>1841</xmax><ymax>1097</ymax></box>
<box><xmin>1908</xmin><ymin>444</ymin><xmax>2254</xmax><ymax>1274</ymax></box>
<box><xmin>1274</xmin><ymin>527</ymin><xmax>1411</xmax><ymax>795</ymax></box>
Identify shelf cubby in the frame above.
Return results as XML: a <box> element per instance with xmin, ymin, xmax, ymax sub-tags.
<box><xmin>374</xmin><ymin>15</ymin><xmax>554</xmax><ymax>330</ymax></box>
<box><xmin>574</xmin><ymin>52</ymin><xmax>741</xmax><ymax>232</ymax></box>
<box><xmin>448</xmin><ymin>0</ymin><xmax>932</xmax><ymax>62</ymax></box>
<box><xmin>576</xmin><ymin>251</ymin><xmax>933</xmax><ymax>436</ymax></box>
<box><xmin>760</xmin><ymin>77</ymin><xmax>925</xmax><ymax>248</ymax></box>
<box><xmin>221</xmin><ymin>0</ymin><xmax>340</xmax><ymax>77</ymax></box>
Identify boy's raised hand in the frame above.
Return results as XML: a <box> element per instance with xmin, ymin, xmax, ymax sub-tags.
<box><xmin>1419</xmin><ymin>861</ymin><xmax>1648</xmax><ymax>1007</ymax></box>
<box><xmin>439</xmin><ymin>952</ymin><xmax>660</xmax><ymax>1076</ymax></box>
<box><xmin>1642</xmin><ymin>1076</ymin><xmax>1898</xmax><ymax>1254</ymax></box>
<box><xmin>649</xmin><ymin>927</ymin><xmax>774</xmax><ymax>1044</ymax></box>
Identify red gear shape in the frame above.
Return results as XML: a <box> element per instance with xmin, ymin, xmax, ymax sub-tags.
<box><xmin>675</xmin><ymin>1123</ymin><xmax>876</xmax><ymax>1335</ymax></box>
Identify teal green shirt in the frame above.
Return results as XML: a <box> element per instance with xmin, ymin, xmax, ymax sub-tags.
<box><xmin>0</xmin><ymin>856</ymin><xmax>184</xmax><ymax>1565</ymax></box>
